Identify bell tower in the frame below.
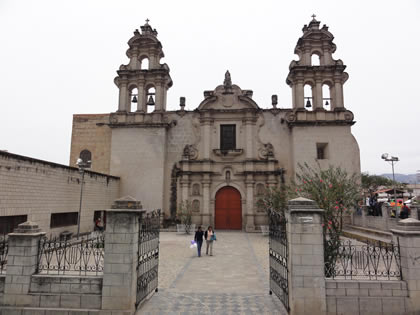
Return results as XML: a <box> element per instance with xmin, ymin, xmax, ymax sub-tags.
<box><xmin>114</xmin><ymin>20</ymin><xmax>173</xmax><ymax>113</ymax></box>
<box><xmin>286</xmin><ymin>16</ymin><xmax>348</xmax><ymax>111</ymax></box>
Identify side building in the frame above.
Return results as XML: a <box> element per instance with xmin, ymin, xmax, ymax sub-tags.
<box><xmin>0</xmin><ymin>151</ymin><xmax>119</xmax><ymax>236</ymax></box>
<box><xmin>69</xmin><ymin>18</ymin><xmax>360</xmax><ymax>231</ymax></box>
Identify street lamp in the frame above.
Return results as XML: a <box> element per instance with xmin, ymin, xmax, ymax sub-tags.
<box><xmin>76</xmin><ymin>158</ymin><xmax>91</xmax><ymax>239</ymax></box>
<box><xmin>381</xmin><ymin>153</ymin><xmax>399</xmax><ymax>214</ymax></box>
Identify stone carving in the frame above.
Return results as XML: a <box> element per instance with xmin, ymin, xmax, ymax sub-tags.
<box><xmin>258</xmin><ymin>143</ymin><xmax>274</xmax><ymax>160</ymax></box>
<box><xmin>192</xmin><ymin>183</ymin><xmax>200</xmax><ymax>196</ymax></box>
<box><xmin>223</xmin><ymin>70</ymin><xmax>233</xmax><ymax>94</ymax></box>
<box><xmin>256</xmin><ymin>183</ymin><xmax>266</xmax><ymax>196</ymax></box>
<box><xmin>183</xmin><ymin>144</ymin><xmax>198</xmax><ymax>160</ymax></box>
<box><xmin>224</xmin><ymin>71</ymin><xmax>232</xmax><ymax>89</ymax></box>
<box><xmin>192</xmin><ymin>200</ymin><xmax>200</xmax><ymax>212</ymax></box>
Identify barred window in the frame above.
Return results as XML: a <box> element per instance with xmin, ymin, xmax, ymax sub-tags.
<box><xmin>50</xmin><ymin>212</ymin><xmax>78</xmax><ymax>228</ymax></box>
<box><xmin>220</xmin><ymin>125</ymin><xmax>236</xmax><ymax>151</ymax></box>
<box><xmin>0</xmin><ymin>215</ymin><xmax>27</xmax><ymax>234</ymax></box>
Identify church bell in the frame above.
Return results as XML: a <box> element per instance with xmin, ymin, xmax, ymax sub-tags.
<box><xmin>131</xmin><ymin>95</ymin><xmax>137</xmax><ymax>103</ymax></box>
<box><xmin>305</xmin><ymin>99</ymin><xmax>312</xmax><ymax>108</ymax></box>
<box><xmin>147</xmin><ymin>95</ymin><xmax>155</xmax><ymax>106</ymax></box>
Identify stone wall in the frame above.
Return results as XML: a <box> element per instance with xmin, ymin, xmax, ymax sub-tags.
<box><xmin>325</xmin><ymin>279</ymin><xmax>408</xmax><ymax>315</ymax></box>
<box><xmin>69</xmin><ymin>114</ymin><xmax>112</xmax><ymax>174</ymax></box>
<box><xmin>28</xmin><ymin>275</ymin><xmax>102</xmax><ymax>309</ymax></box>
<box><xmin>0</xmin><ymin>151</ymin><xmax>120</xmax><ymax>236</ymax></box>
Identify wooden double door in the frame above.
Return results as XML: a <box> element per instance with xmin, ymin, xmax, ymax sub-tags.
<box><xmin>215</xmin><ymin>186</ymin><xmax>242</xmax><ymax>230</ymax></box>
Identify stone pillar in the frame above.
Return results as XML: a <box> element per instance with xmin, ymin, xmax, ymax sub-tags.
<box><xmin>201</xmin><ymin>115</ymin><xmax>213</xmax><ymax>159</ymax></box>
<box><xmin>101</xmin><ymin>197</ymin><xmax>145</xmax><ymax>313</ymax></box>
<box><xmin>245</xmin><ymin>179</ymin><xmax>255</xmax><ymax>231</ymax></box>
<box><xmin>287</xmin><ymin>197</ymin><xmax>326</xmax><ymax>315</ymax></box>
<box><xmin>136</xmin><ymin>82</ymin><xmax>145</xmax><ymax>112</ymax></box>
<box><xmin>154</xmin><ymin>84</ymin><xmax>163</xmax><ymax>112</ymax></box>
<box><xmin>334</xmin><ymin>81</ymin><xmax>344</xmax><ymax>109</ymax></box>
<box><xmin>391</xmin><ymin>218</ymin><xmax>420</xmax><ymax>313</ymax></box>
<box><xmin>202</xmin><ymin>179</ymin><xmax>211</xmax><ymax>226</ymax></box>
<box><xmin>118</xmin><ymin>82</ymin><xmax>128</xmax><ymax>112</ymax></box>
<box><xmin>296</xmin><ymin>81</ymin><xmax>304</xmax><ymax>109</ymax></box>
<box><xmin>3</xmin><ymin>221</ymin><xmax>45</xmax><ymax>306</ymax></box>
<box><xmin>244</xmin><ymin>116</ymin><xmax>254</xmax><ymax>159</ymax></box>
<box><xmin>314</xmin><ymin>79</ymin><xmax>323</xmax><ymax>110</ymax></box>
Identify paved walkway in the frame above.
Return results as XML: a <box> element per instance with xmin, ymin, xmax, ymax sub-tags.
<box><xmin>138</xmin><ymin>231</ymin><xmax>287</xmax><ymax>315</ymax></box>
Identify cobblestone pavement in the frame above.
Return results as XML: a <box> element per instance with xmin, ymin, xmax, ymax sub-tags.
<box><xmin>138</xmin><ymin>231</ymin><xmax>288</xmax><ymax>315</ymax></box>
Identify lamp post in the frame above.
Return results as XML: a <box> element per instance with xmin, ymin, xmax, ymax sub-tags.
<box><xmin>76</xmin><ymin>158</ymin><xmax>91</xmax><ymax>239</ymax></box>
<box><xmin>381</xmin><ymin>153</ymin><xmax>399</xmax><ymax>214</ymax></box>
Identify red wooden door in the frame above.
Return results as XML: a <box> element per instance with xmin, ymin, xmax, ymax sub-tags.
<box><xmin>215</xmin><ymin>186</ymin><xmax>242</xmax><ymax>230</ymax></box>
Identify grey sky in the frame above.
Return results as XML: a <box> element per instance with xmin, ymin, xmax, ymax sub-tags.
<box><xmin>0</xmin><ymin>0</ymin><xmax>419</xmax><ymax>175</ymax></box>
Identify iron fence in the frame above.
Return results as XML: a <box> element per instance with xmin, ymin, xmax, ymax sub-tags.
<box><xmin>37</xmin><ymin>232</ymin><xmax>104</xmax><ymax>275</ymax></box>
<box><xmin>0</xmin><ymin>235</ymin><xmax>8</xmax><ymax>274</ymax></box>
<box><xmin>136</xmin><ymin>209</ymin><xmax>160</xmax><ymax>308</ymax></box>
<box><xmin>325</xmin><ymin>238</ymin><xmax>402</xmax><ymax>280</ymax></box>
<box><xmin>268</xmin><ymin>209</ymin><xmax>289</xmax><ymax>313</ymax></box>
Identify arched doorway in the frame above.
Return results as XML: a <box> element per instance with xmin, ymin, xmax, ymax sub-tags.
<box><xmin>215</xmin><ymin>186</ymin><xmax>242</xmax><ymax>230</ymax></box>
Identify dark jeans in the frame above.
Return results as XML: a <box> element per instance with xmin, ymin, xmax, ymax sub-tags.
<box><xmin>197</xmin><ymin>240</ymin><xmax>203</xmax><ymax>257</ymax></box>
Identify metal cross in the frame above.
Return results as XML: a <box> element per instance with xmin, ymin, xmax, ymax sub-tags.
<box><xmin>311</xmin><ymin>14</ymin><xmax>316</xmax><ymax>20</ymax></box>
<box><xmin>145</xmin><ymin>18</ymin><xmax>150</xmax><ymax>24</ymax></box>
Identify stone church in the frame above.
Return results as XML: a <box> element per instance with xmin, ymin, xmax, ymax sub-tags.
<box><xmin>69</xmin><ymin>18</ymin><xmax>360</xmax><ymax>231</ymax></box>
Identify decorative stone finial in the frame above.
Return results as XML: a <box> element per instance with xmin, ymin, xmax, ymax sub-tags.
<box><xmin>272</xmin><ymin>95</ymin><xmax>278</xmax><ymax>108</ymax></box>
<box><xmin>224</xmin><ymin>71</ymin><xmax>232</xmax><ymax>89</ymax></box>
<box><xmin>180</xmin><ymin>97</ymin><xmax>186</xmax><ymax>110</ymax></box>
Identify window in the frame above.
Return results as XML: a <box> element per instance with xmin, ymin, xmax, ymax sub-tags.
<box><xmin>316</xmin><ymin>143</ymin><xmax>328</xmax><ymax>160</ymax></box>
<box><xmin>79</xmin><ymin>150</ymin><xmax>91</xmax><ymax>164</ymax></box>
<box><xmin>50</xmin><ymin>212</ymin><xmax>78</xmax><ymax>228</ymax></box>
<box><xmin>0</xmin><ymin>215</ymin><xmax>27</xmax><ymax>234</ymax></box>
<box><xmin>220</xmin><ymin>125</ymin><xmax>236</xmax><ymax>150</ymax></box>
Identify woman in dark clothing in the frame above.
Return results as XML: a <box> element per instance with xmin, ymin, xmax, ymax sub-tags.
<box><xmin>194</xmin><ymin>226</ymin><xmax>204</xmax><ymax>257</ymax></box>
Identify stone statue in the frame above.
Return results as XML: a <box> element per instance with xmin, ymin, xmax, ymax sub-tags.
<box><xmin>224</xmin><ymin>70</ymin><xmax>232</xmax><ymax>89</ymax></box>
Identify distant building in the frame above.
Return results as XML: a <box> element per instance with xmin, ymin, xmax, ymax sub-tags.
<box><xmin>70</xmin><ymin>18</ymin><xmax>360</xmax><ymax>231</ymax></box>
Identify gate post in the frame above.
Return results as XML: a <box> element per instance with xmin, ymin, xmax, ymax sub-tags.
<box><xmin>287</xmin><ymin>197</ymin><xmax>326</xmax><ymax>315</ymax></box>
<box><xmin>101</xmin><ymin>196</ymin><xmax>144</xmax><ymax>314</ymax></box>
<box><xmin>390</xmin><ymin>218</ymin><xmax>420</xmax><ymax>313</ymax></box>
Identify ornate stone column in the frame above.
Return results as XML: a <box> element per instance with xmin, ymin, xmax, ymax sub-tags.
<box><xmin>295</xmin><ymin>80</ymin><xmax>304</xmax><ymax>109</ymax></box>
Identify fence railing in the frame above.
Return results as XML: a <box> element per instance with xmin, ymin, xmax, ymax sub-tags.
<box><xmin>0</xmin><ymin>235</ymin><xmax>8</xmax><ymax>274</ymax></box>
<box><xmin>37</xmin><ymin>232</ymin><xmax>104</xmax><ymax>276</ymax></box>
<box><xmin>325</xmin><ymin>239</ymin><xmax>402</xmax><ymax>280</ymax></box>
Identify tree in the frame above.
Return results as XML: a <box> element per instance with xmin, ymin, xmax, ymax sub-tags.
<box><xmin>177</xmin><ymin>200</ymin><xmax>193</xmax><ymax>234</ymax></box>
<box><xmin>361</xmin><ymin>172</ymin><xmax>395</xmax><ymax>193</ymax></box>
<box><xmin>258</xmin><ymin>163</ymin><xmax>361</xmax><ymax>276</ymax></box>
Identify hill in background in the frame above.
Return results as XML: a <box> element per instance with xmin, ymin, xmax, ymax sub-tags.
<box><xmin>380</xmin><ymin>173</ymin><xmax>419</xmax><ymax>184</ymax></box>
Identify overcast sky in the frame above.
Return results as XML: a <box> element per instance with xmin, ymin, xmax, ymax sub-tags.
<box><xmin>0</xmin><ymin>0</ymin><xmax>419</xmax><ymax>175</ymax></box>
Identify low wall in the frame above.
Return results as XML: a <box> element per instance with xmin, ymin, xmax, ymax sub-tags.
<box><xmin>28</xmin><ymin>275</ymin><xmax>102</xmax><ymax>309</ymax></box>
<box><xmin>326</xmin><ymin>279</ymin><xmax>407</xmax><ymax>315</ymax></box>
<box><xmin>0</xmin><ymin>151</ymin><xmax>120</xmax><ymax>236</ymax></box>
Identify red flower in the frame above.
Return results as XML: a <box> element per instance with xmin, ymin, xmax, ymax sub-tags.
<box><xmin>329</xmin><ymin>184</ymin><xmax>333</xmax><ymax>188</ymax></box>
<box><xmin>320</xmin><ymin>180</ymin><xmax>323</xmax><ymax>183</ymax></box>
<box><xmin>335</xmin><ymin>206</ymin><xmax>339</xmax><ymax>210</ymax></box>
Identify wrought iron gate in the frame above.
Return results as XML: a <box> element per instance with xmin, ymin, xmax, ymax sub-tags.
<box><xmin>268</xmin><ymin>209</ymin><xmax>290</xmax><ymax>312</ymax></box>
<box><xmin>136</xmin><ymin>209</ymin><xmax>160</xmax><ymax>308</ymax></box>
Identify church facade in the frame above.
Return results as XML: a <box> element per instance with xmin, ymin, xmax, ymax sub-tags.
<box><xmin>69</xmin><ymin>18</ymin><xmax>360</xmax><ymax>231</ymax></box>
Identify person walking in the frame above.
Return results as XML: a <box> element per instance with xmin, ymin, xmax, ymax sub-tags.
<box><xmin>194</xmin><ymin>226</ymin><xmax>204</xmax><ymax>257</ymax></box>
<box><xmin>205</xmin><ymin>226</ymin><xmax>215</xmax><ymax>256</ymax></box>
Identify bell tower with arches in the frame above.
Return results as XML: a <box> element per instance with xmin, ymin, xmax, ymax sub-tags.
<box><xmin>114</xmin><ymin>20</ymin><xmax>173</xmax><ymax>113</ymax></box>
<box><xmin>286</xmin><ymin>15</ymin><xmax>348</xmax><ymax>112</ymax></box>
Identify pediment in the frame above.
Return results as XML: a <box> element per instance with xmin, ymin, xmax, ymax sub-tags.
<box><xmin>197</xmin><ymin>84</ymin><xmax>260</xmax><ymax>111</ymax></box>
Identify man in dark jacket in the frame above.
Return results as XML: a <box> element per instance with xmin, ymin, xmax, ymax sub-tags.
<box><xmin>194</xmin><ymin>226</ymin><xmax>204</xmax><ymax>257</ymax></box>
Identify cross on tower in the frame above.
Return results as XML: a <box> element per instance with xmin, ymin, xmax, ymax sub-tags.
<box><xmin>311</xmin><ymin>14</ymin><xmax>316</xmax><ymax>20</ymax></box>
<box><xmin>145</xmin><ymin>18</ymin><xmax>150</xmax><ymax>24</ymax></box>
